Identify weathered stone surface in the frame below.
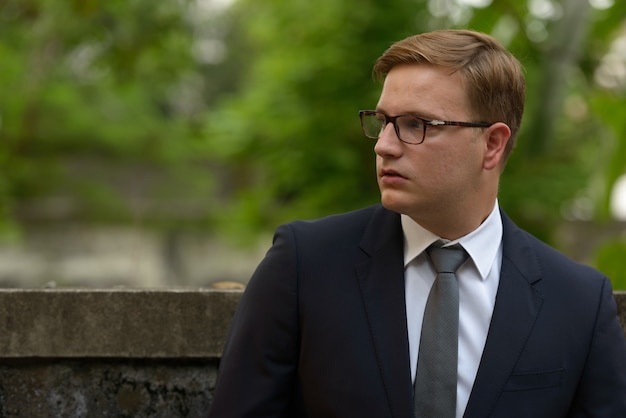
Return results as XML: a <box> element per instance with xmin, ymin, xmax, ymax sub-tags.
<box><xmin>0</xmin><ymin>289</ymin><xmax>242</xmax><ymax>358</ymax></box>
<box><xmin>0</xmin><ymin>289</ymin><xmax>236</xmax><ymax>416</ymax></box>
<box><xmin>0</xmin><ymin>359</ymin><xmax>218</xmax><ymax>417</ymax></box>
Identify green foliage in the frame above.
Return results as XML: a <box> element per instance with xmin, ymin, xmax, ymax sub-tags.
<box><xmin>594</xmin><ymin>238</ymin><xmax>626</xmax><ymax>290</ymax></box>
<box><xmin>205</xmin><ymin>0</ymin><xmax>425</xmax><ymax>232</ymax></box>
<box><xmin>0</xmin><ymin>0</ymin><xmax>625</xmax><ymax>282</ymax></box>
<box><xmin>0</xmin><ymin>0</ymin><xmax>219</xmax><ymax>227</ymax></box>
<box><xmin>589</xmin><ymin>92</ymin><xmax>626</xmax><ymax>220</ymax></box>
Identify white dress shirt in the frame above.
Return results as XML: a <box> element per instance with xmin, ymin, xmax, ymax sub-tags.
<box><xmin>402</xmin><ymin>201</ymin><xmax>503</xmax><ymax>418</ymax></box>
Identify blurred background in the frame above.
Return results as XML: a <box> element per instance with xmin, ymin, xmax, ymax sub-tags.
<box><xmin>0</xmin><ymin>0</ymin><xmax>625</xmax><ymax>289</ymax></box>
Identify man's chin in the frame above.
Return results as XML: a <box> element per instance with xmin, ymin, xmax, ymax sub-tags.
<box><xmin>380</xmin><ymin>194</ymin><xmax>406</xmax><ymax>215</ymax></box>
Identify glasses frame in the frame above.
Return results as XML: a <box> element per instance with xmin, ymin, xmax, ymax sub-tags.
<box><xmin>359</xmin><ymin>110</ymin><xmax>493</xmax><ymax>145</ymax></box>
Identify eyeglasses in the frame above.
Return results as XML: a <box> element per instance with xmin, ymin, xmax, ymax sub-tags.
<box><xmin>359</xmin><ymin>110</ymin><xmax>493</xmax><ymax>145</ymax></box>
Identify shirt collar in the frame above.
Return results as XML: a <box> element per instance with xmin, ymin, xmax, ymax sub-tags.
<box><xmin>401</xmin><ymin>200</ymin><xmax>503</xmax><ymax>280</ymax></box>
<box><xmin>401</xmin><ymin>215</ymin><xmax>439</xmax><ymax>268</ymax></box>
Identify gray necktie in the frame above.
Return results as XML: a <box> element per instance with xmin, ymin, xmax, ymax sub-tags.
<box><xmin>414</xmin><ymin>244</ymin><xmax>468</xmax><ymax>418</ymax></box>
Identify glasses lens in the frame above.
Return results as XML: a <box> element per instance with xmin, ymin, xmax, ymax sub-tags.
<box><xmin>362</xmin><ymin>113</ymin><xmax>385</xmax><ymax>138</ymax></box>
<box><xmin>396</xmin><ymin>116</ymin><xmax>424</xmax><ymax>144</ymax></box>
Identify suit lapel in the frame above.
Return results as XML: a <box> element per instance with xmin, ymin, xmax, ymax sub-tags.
<box><xmin>464</xmin><ymin>211</ymin><xmax>544</xmax><ymax>418</ymax></box>
<box><xmin>356</xmin><ymin>206</ymin><xmax>414</xmax><ymax>418</ymax></box>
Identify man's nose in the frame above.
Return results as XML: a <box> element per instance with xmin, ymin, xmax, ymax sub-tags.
<box><xmin>374</xmin><ymin>123</ymin><xmax>402</xmax><ymax>156</ymax></box>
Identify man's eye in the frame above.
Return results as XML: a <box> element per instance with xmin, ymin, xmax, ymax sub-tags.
<box><xmin>404</xmin><ymin>117</ymin><xmax>423</xmax><ymax>130</ymax></box>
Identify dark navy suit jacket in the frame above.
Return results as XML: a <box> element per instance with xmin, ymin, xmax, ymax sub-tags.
<box><xmin>209</xmin><ymin>205</ymin><xmax>626</xmax><ymax>417</ymax></box>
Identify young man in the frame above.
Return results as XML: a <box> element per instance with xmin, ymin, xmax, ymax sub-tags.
<box><xmin>208</xmin><ymin>29</ymin><xmax>626</xmax><ymax>418</ymax></box>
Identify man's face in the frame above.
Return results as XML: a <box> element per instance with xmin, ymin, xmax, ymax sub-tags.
<box><xmin>374</xmin><ymin>64</ymin><xmax>487</xmax><ymax>230</ymax></box>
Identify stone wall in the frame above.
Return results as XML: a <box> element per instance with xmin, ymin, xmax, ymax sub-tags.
<box><xmin>0</xmin><ymin>289</ymin><xmax>624</xmax><ymax>417</ymax></box>
<box><xmin>0</xmin><ymin>359</ymin><xmax>218</xmax><ymax>417</ymax></box>
<box><xmin>0</xmin><ymin>289</ymin><xmax>238</xmax><ymax>417</ymax></box>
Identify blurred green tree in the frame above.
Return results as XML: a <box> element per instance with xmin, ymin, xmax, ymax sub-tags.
<box><xmin>1</xmin><ymin>0</ymin><xmax>625</xmax><ymax>286</ymax></box>
<box><xmin>204</xmin><ymin>0</ymin><xmax>425</xmax><ymax>235</ymax></box>
<box><xmin>0</xmin><ymin>0</ymin><xmax>228</xmax><ymax>235</ymax></box>
<box><xmin>595</xmin><ymin>237</ymin><xmax>626</xmax><ymax>289</ymax></box>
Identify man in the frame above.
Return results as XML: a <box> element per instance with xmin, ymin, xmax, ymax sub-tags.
<box><xmin>208</xmin><ymin>29</ymin><xmax>626</xmax><ymax>417</ymax></box>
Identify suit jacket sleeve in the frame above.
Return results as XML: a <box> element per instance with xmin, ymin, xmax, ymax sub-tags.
<box><xmin>208</xmin><ymin>224</ymin><xmax>300</xmax><ymax>417</ymax></box>
<box><xmin>568</xmin><ymin>276</ymin><xmax>626</xmax><ymax>417</ymax></box>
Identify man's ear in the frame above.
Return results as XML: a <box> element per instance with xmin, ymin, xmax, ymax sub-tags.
<box><xmin>483</xmin><ymin>122</ymin><xmax>511</xmax><ymax>171</ymax></box>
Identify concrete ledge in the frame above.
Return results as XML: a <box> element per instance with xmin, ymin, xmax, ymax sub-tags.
<box><xmin>0</xmin><ymin>289</ymin><xmax>626</xmax><ymax>359</ymax></box>
<box><xmin>0</xmin><ymin>290</ymin><xmax>624</xmax><ymax>359</ymax></box>
<box><xmin>0</xmin><ymin>289</ymin><xmax>242</xmax><ymax>358</ymax></box>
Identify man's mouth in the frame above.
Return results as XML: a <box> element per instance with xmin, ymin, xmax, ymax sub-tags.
<box><xmin>380</xmin><ymin>169</ymin><xmax>406</xmax><ymax>179</ymax></box>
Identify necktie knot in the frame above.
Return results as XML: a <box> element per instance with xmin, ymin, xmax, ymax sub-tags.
<box><xmin>427</xmin><ymin>244</ymin><xmax>468</xmax><ymax>274</ymax></box>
